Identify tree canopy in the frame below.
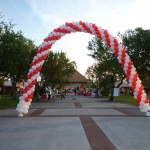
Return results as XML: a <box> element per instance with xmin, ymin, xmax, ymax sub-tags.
<box><xmin>118</xmin><ymin>27</ymin><xmax>150</xmax><ymax>86</ymax></box>
<box><xmin>0</xmin><ymin>18</ymin><xmax>37</xmax><ymax>99</ymax></box>
<box><xmin>41</xmin><ymin>51</ymin><xmax>76</xmax><ymax>88</ymax></box>
<box><xmin>87</xmin><ymin>27</ymin><xmax>150</xmax><ymax>99</ymax></box>
<box><xmin>87</xmin><ymin>37</ymin><xmax>125</xmax><ymax>99</ymax></box>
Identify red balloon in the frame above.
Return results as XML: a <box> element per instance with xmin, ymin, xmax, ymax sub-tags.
<box><xmin>144</xmin><ymin>99</ymin><xmax>149</xmax><ymax>104</ymax></box>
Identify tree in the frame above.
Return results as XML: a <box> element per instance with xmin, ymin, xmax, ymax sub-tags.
<box><xmin>118</xmin><ymin>28</ymin><xmax>150</xmax><ymax>86</ymax></box>
<box><xmin>41</xmin><ymin>51</ymin><xmax>76</xmax><ymax>88</ymax></box>
<box><xmin>85</xmin><ymin>65</ymin><xmax>98</xmax><ymax>88</ymax></box>
<box><xmin>0</xmin><ymin>20</ymin><xmax>37</xmax><ymax>99</ymax></box>
<box><xmin>87</xmin><ymin>37</ymin><xmax>125</xmax><ymax>100</ymax></box>
<box><xmin>85</xmin><ymin>65</ymin><xmax>95</xmax><ymax>81</ymax></box>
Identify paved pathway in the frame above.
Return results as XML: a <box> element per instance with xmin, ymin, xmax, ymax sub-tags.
<box><xmin>0</xmin><ymin>95</ymin><xmax>150</xmax><ymax>150</ymax></box>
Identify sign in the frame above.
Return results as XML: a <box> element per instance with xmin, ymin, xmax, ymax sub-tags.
<box><xmin>113</xmin><ymin>88</ymin><xmax>119</xmax><ymax>96</ymax></box>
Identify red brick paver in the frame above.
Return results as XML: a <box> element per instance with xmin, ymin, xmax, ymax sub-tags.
<box><xmin>29</xmin><ymin>108</ymin><xmax>46</xmax><ymax>117</ymax></box>
<box><xmin>74</xmin><ymin>102</ymin><xmax>83</xmax><ymax>108</ymax></box>
<box><xmin>114</xmin><ymin>108</ymin><xmax>143</xmax><ymax>117</ymax></box>
<box><xmin>80</xmin><ymin>116</ymin><xmax>118</xmax><ymax>150</ymax></box>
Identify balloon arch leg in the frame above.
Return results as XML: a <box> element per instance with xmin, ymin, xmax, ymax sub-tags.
<box><xmin>16</xmin><ymin>21</ymin><xmax>150</xmax><ymax>117</ymax></box>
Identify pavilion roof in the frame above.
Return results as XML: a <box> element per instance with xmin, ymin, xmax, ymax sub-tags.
<box><xmin>68</xmin><ymin>70</ymin><xmax>87</xmax><ymax>83</ymax></box>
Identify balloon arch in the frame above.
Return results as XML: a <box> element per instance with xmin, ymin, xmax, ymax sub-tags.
<box><xmin>16</xmin><ymin>21</ymin><xmax>150</xmax><ymax>117</ymax></box>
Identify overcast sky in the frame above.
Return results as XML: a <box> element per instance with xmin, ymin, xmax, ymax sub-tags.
<box><xmin>0</xmin><ymin>0</ymin><xmax>150</xmax><ymax>75</ymax></box>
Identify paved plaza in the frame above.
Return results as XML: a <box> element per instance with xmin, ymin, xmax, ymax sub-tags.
<box><xmin>0</xmin><ymin>95</ymin><xmax>150</xmax><ymax>150</ymax></box>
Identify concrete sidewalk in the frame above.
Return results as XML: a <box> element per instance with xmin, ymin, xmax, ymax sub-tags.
<box><xmin>0</xmin><ymin>95</ymin><xmax>150</xmax><ymax>150</ymax></box>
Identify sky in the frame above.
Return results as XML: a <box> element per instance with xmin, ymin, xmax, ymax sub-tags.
<box><xmin>0</xmin><ymin>0</ymin><xmax>150</xmax><ymax>75</ymax></box>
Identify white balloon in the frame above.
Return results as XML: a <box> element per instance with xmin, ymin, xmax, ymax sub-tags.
<box><xmin>18</xmin><ymin>113</ymin><xmax>24</xmax><ymax>117</ymax></box>
<box><xmin>32</xmin><ymin>66</ymin><xmax>36</xmax><ymax>70</ymax></box>
<box><xmin>140</xmin><ymin>104</ymin><xmax>149</xmax><ymax>112</ymax></box>
<box><xmin>41</xmin><ymin>51</ymin><xmax>46</xmax><ymax>56</ymax></box>
<box><xmin>142</xmin><ymin>93</ymin><xmax>146</xmax><ymax>98</ymax></box>
<box><xmin>19</xmin><ymin>100</ymin><xmax>26</xmax><ymax>105</ymax></box>
<box><xmin>134</xmin><ymin>91</ymin><xmax>138</xmax><ymax>96</ymax></box>
<box><xmin>48</xmin><ymin>33</ymin><xmax>52</xmax><ymax>37</ymax></box>
<box><xmin>37</xmin><ymin>53</ymin><xmax>41</xmax><ymax>58</ymax></box>
<box><xmin>140</xmin><ymin>107</ymin><xmax>147</xmax><ymax>112</ymax></box>
<box><xmin>30</xmin><ymin>87</ymin><xmax>35</xmax><ymax>93</ymax></box>
<box><xmin>27</xmin><ymin>90</ymin><xmax>31</xmax><ymax>95</ymax></box>
<box><xmin>110</xmin><ymin>45</ymin><xmax>114</xmax><ymax>50</ymax></box>
<box><xmin>27</xmin><ymin>79</ymin><xmax>32</xmax><ymax>84</ymax></box>
<box><xmin>129</xmin><ymin>78</ymin><xmax>133</xmax><ymax>84</ymax></box>
<box><xmin>42</xmin><ymin>42</ymin><xmax>47</xmax><ymax>47</ymax></box>
<box><xmin>39</xmin><ymin>61</ymin><xmax>43</xmax><ymax>66</ymax></box>
<box><xmin>24</xmin><ymin>105</ymin><xmax>29</xmax><ymax>109</ymax></box>
<box><xmin>33</xmin><ymin>56</ymin><xmax>38</xmax><ymax>61</ymax></box>
<box><xmin>23</xmin><ymin>108</ymin><xmax>28</xmax><ymax>114</ymax></box>
<box><xmin>36</xmin><ymin>63</ymin><xmax>40</xmax><ymax>68</ymax></box>
<box><xmin>31</xmin><ymin>76</ymin><xmax>36</xmax><ymax>81</ymax></box>
<box><xmin>124</xmin><ymin>63</ymin><xmax>128</xmax><ymax>68</ymax></box>
<box><xmin>126</xmin><ymin>55</ymin><xmax>129</xmax><ymax>60</ymax></box>
<box><xmin>124</xmin><ymin>66</ymin><xmax>127</xmax><ymax>71</ymax></box>
<box><xmin>27</xmin><ymin>102</ymin><xmax>31</xmax><ymax>106</ymax></box>
<box><xmin>24</xmin><ymin>82</ymin><xmax>28</xmax><ymax>87</ymax></box>
<box><xmin>16</xmin><ymin>107</ymin><xmax>23</xmax><ymax>113</ymax></box>
<box><xmin>128</xmin><ymin>83</ymin><xmax>132</xmax><ymax>86</ymax></box>
<box><xmin>29</xmin><ymin>69</ymin><xmax>32</xmax><ymax>73</ymax></box>
<box><xmin>117</xmin><ymin>55</ymin><xmax>121</xmax><ymax>60</ymax></box>
<box><xmin>19</xmin><ymin>96</ymin><xmax>24</xmax><ymax>101</ymax></box>
<box><xmin>134</xmin><ymin>95</ymin><xmax>137</xmax><ymax>99</ymax></box>
<box><xmin>145</xmin><ymin>112</ymin><xmax>150</xmax><ymax>117</ymax></box>
<box><xmin>125</xmin><ymin>57</ymin><xmax>129</xmax><ymax>63</ymax></box>
<box><xmin>16</xmin><ymin>105</ymin><xmax>21</xmax><ymax>110</ymax></box>
<box><xmin>23</xmin><ymin>93</ymin><xmax>27</xmax><ymax>98</ymax></box>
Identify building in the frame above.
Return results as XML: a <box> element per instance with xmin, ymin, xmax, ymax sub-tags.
<box><xmin>65</xmin><ymin>70</ymin><xmax>87</xmax><ymax>90</ymax></box>
<box><xmin>1</xmin><ymin>80</ymin><xmax>23</xmax><ymax>95</ymax></box>
<box><xmin>115</xmin><ymin>80</ymin><xmax>131</xmax><ymax>95</ymax></box>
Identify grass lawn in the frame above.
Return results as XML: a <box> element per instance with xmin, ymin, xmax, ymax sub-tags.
<box><xmin>0</xmin><ymin>95</ymin><xmax>19</xmax><ymax>109</ymax></box>
<box><xmin>114</xmin><ymin>94</ymin><xmax>150</xmax><ymax>105</ymax></box>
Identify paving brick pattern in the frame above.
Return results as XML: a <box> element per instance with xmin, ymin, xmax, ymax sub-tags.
<box><xmin>80</xmin><ymin>116</ymin><xmax>118</xmax><ymax>150</ymax></box>
<box><xmin>0</xmin><ymin>95</ymin><xmax>146</xmax><ymax>150</ymax></box>
<box><xmin>29</xmin><ymin>108</ymin><xmax>46</xmax><ymax>117</ymax></box>
<box><xmin>74</xmin><ymin>102</ymin><xmax>83</xmax><ymax>108</ymax></box>
<box><xmin>114</xmin><ymin>108</ymin><xmax>143</xmax><ymax>117</ymax></box>
<box><xmin>27</xmin><ymin>114</ymin><xmax>145</xmax><ymax>118</ymax></box>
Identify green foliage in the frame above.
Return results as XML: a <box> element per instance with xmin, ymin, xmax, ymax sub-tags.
<box><xmin>87</xmin><ymin>37</ymin><xmax>125</xmax><ymax>98</ymax></box>
<box><xmin>114</xmin><ymin>94</ymin><xmax>150</xmax><ymax>105</ymax></box>
<box><xmin>118</xmin><ymin>28</ymin><xmax>150</xmax><ymax>85</ymax></box>
<box><xmin>0</xmin><ymin>95</ymin><xmax>18</xmax><ymax>109</ymax></box>
<box><xmin>0</xmin><ymin>16</ymin><xmax>37</xmax><ymax>99</ymax></box>
<box><xmin>41</xmin><ymin>51</ymin><xmax>76</xmax><ymax>88</ymax></box>
<box><xmin>0</xmin><ymin>22</ymin><xmax>37</xmax><ymax>80</ymax></box>
<box><xmin>114</xmin><ymin>95</ymin><xmax>136</xmax><ymax>105</ymax></box>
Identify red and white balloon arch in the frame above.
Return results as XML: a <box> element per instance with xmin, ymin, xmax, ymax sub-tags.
<box><xmin>16</xmin><ymin>21</ymin><xmax>150</xmax><ymax>117</ymax></box>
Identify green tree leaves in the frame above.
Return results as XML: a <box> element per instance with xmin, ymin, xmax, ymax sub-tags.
<box><xmin>87</xmin><ymin>37</ymin><xmax>125</xmax><ymax>99</ymax></box>
<box><xmin>41</xmin><ymin>51</ymin><xmax>76</xmax><ymax>88</ymax></box>
<box><xmin>119</xmin><ymin>28</ymin><xmax>150</xmax><ymax>87</ymax></box>
<box><xmin>0</xmin><ymin>18</ymin><xmax>37</xmax><ymax>99</ymax></box>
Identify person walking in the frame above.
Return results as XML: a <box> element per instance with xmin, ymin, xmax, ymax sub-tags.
<box><xmin>47</xmin><ymin>86</ymin><xmax>51</xmax><ymax>100</ymax></box>
<box><xmin>60</xmin><ymin>89</ymin><xmax>65</xmax><ymax>99</ymax></box>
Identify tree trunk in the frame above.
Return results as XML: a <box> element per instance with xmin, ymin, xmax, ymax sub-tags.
<box><xmin>109</xmin><ymin>74</ymin><xmax>115</xmax><ymax>101</ymax></box>
<box><xmin>116</xmin><ymin>75</ymin><xmax>125</xmax><ymax>88</ymax></box>
<box><xmin>11</xmin><ymin>79</ymin><xmax>16</xmax><ymax>100</ymax></box>
<box><xmin>109</xmin><ymin>86</ymin><xmax>114</xmax><ymax>101</ymax></box>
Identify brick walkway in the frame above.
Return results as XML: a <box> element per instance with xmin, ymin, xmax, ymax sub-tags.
<box><xmin>80</xmin><ymin>116</ymin><xmax>117</xmax><ymax>150</ymax></box>
<box><xmin>0</xmin><ymin>95</ymin><xmax>148</xmax><ymax>150</ymax></box>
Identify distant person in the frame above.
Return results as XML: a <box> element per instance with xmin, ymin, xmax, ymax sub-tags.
<box><xmin>74</xmin><ymin>89</ymin><xmax>77</xmax><ymax>95</ymax></box>
<box><xmin>47</xmin><ymin>87</ymin><xmax>51</xmax><ymax>100</ymax></box>
<box><xmin>60</xmin><ymin>90</ymin><xmax>65</xmax><ymax>99</ymax></box>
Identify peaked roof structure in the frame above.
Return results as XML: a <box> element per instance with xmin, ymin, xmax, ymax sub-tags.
<box><xmin>68</xmin><ymin>70</ymin><xmax>87</xmax><ymax>83</ymax></box>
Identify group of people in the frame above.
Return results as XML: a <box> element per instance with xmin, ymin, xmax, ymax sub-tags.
<box><xmin>46</xmin><ymin>87</ymin><xmax>66</xmax><ymax>100</ymax></box>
